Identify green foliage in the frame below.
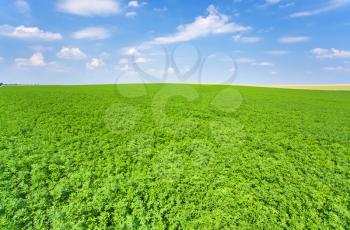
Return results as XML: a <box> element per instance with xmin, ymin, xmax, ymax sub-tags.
<box><xmin>0</xmin><ymin>84</ymin><xmax>349</xmax><ymax>229</ymax></box>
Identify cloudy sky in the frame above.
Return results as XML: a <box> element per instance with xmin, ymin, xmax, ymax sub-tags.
<box><xmin>0</xmin><ymin>0</ymin><xmax>349</xmax><ymax>85</ymax></box>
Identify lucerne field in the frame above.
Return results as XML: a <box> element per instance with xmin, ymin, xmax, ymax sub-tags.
<box><xmin>0</xmin><ymin>84</ymin><xmax>349</xmax><ymax>229</ymax></box>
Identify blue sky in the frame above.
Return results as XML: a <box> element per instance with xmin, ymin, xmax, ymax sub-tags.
<box><xmin>0</xmin><ymin>0</ymin><xmax>350</xmax><ymax>85</ymax></box>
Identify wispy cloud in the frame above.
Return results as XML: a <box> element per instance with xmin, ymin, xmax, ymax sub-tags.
<box><xmin>72</xmin><ymin>27</ymin><xmax>110</xmax><ymax>40</ymax></box>
<box><xmin>117</xmin><ymin>58</ymin><xmax>130</xmax><ymax>71</ymax></box>
<box><xmin>290</xmin><ymin>0</ymin><xmax>350</xmax><ymax>17</ymax></box>
<box><xmin>252</xmin><ymin>61</ymin><xmax>275</xmax><ymax>67</ymax></box>
<box><xmin>125</xmin><ymin>11</ymin><xmax>137</xmax><ymax>17</ymax></box>
<box><xmin>311</xmin><ymin>48</ymin><xmax>350</xmax><ymax>59</ymax></box>
<box><xmin>236</xmin><ymin>57</ymin><xmax>275</xmax><ymax>67</ymax></box>
<box><xmin>323</xmin><ymin>66</ymin><xmax>350</xmax><ymax>72</ymax></box>
<box><xmin>236</xmin><ymin>57</ymin><xmax>256</xmax><ymax>64</ymax></box>
<box><xmin>279</xmin><ymin>36</ymin><xmax>310</xmax><ymax>43</ymax></box>
<box><xmin>265</xmin><ymin>0</ymin><xmax>281</xmax><ymax>5</ymax></box>
<box><xmin>15</xmin><ymin>0</ymin><xmax>31</xmax><ymax>16</ymax></box>
<box><xmin>279</xmin><ymin>2</ymin><xmax>295</xmax><ymax>9</ymax></box>
<box><xmin>0</xmin><ymin>25</ymin><xmax>62</xmax><ymax>41</ymax></box>
<box><xmin>153</xmin><ymin>7</ymin><xmax>167</xmax><ymax>12</ymax></box>
<box><xmin>57</xmin><ymin>0</ymin><xmax>120</xmax><ymax>16</ymax></box>
<box><xmin>266</xmin><ymin>50</ymin><xmax>289</xmax><ymax>55</ymax></box>
<box><xmin>151</xmin><ymin>5</ymin><xmax>251</xmax><ymax>44</ymax></box>
<box><xmin>233</xmin><ymin>35</ymin><xmax>261</xmax><ymax>43</ymax></box>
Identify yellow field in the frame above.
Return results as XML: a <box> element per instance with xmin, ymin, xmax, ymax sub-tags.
<box><xmin>265</xmin><ymin>85</ymin><xmax>350</xmax><ymax>91</ymax></box>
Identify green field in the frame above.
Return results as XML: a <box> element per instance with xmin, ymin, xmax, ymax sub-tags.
<box><xmin>0</xmin><ymin>84</ymin><xmax>349</xmax><ymax>229</ymax></box>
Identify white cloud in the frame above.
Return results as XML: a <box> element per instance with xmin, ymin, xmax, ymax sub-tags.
<box><xmin>233</xmin><ymin>35</ymin><xmax>261</xmax><ymax>43</ymax></box>
<box><xmin>86</xmin><ymin>58</ymin><xmax>105</xmax><ymax>70</ymax></box>
<box><xmin>99</xmin><ymin>52</ymin><xmax>110</xmax><ymax>59</ymax></box>
<box><xmin>57</xmin><ymin>0</ymin><xmax>120</xmax><ymax>16</ymax></box>
<box><xmin>153</xmin><ymin>7</ymin><xmax>167</xmax><ymax>12</ymax></box>
<box><xmin>265</xmin><ymin>0</ymin><xmax>281</xmax><ymax>5</ymax></box>
<box><xmin>15</xmin><ymin>52</ymin><xmax>46</xmax><ymax>67</ymax></box>
<box><xmin>134</xmin><ymin>57</ymin><xmax>150</xmax><ymax>63</ymax></box>
<box><xmin>30</xmin><ymin>45</ymin><xmax>54</xmax><ymax>52</ymax></box>
<box><xmin>122</xmin><ymin>47</ymin><xmax>140</xmax><ymax>56</ymax></box>
<box><xmin>311</xmin><ymin>48</ymin><xmax>350</xmax><ymax>59</ymax></box>
<box><xmin>279</xmin><ymin>2</ymin><xmax>295</xmax><ymax>8</ymax></box>
<box><xmin>125</xmin><ymin>11</ymin><xmax>137</xmax><ymax>17</ymax></box>
<box><xmin>235</xmin><ymin>57</ymin><xmax>274</xmax><ymax>67</ymax></box>
<box><xmin>0</xmin><ymin>57</ymin><xmax>4</xmax><ymax>63</ymax></box>
<box><xmin>72</xmin><ymin>27</ymin><xmax>110</xmax><ymax>40</ymax></box>
<box><xmin>128</xmin><ymin>1</ymin><xmax>146</xmax><ymax>7</ymax></box>
<box><xmin>118</xmin><ymin>58</ymin><xmax>129</xmax><ymax>65</ymax></box>
<box><xmin>15</xmin><ymin>0</ymin><xmax>31</xmax><ymax>15</ymax></box>
<box><xmin>152</xmin><ymin>5</ymin><xmax>251</xmax><ymax>44</ymax></box>
<box><xmin>290</xmin><ymin>0</ymin><xmax>350</xmax><ymax>17</ymax></box>
<box><xmin>279</xmin><ymin>36</ymin><xmax>310</xmax><ymax>43</ymax></box>
<box><xmin>0</xmin><ymin>25</ymin><xmax>62</xmax><ymax>41</ymax></box>
<box><xmin>117</xmin><ymin>58</ymin><xmax>130</xmax><ymax>71</ymax></box>
<box><xmin>266</xmin><ymin>50</ymin><xmax>289</xmax><ymax>55</ymax></box>
<box><xmin>47</xmin><ymin>62</ymin><xmax>71</xmax><ymax>73</ymax></box>
<box><xmin>14</xmin><ymin>53</ymin><xmax>69</xmax><ymax>72</ymax></box>
<box><xmin>167</xmin><ymin>67</ymin><xmax>175</xmax><ymax>75</ymax></box>
<box><xmin>323</xmin><ymin>66</ymin><xmax>350</xmax><ymax>72</ymax></box>
<box><xmin>236</xmin><ymin>57</ymin><xmax>256</xmax><ymax>64</ymax></box>
<box><xmin>253</xmin><ymin>61</ymin><xmax>275</xmax><ymax>67</ymax></box>
<box><xmin>57</xmin><ymin>47</ymin><xmax>87</xmax><ymax>60</ymax></box>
